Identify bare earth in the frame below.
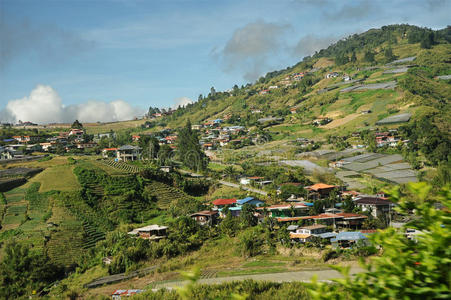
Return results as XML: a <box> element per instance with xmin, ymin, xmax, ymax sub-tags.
<box><xmin>320</xmin><ymin>113</ymin><xmax>360</xmax><ymax>129</ymax></box>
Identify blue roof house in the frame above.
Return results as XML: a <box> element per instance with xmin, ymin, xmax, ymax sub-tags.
<box><xmin>236</xmin><ymin>197</ymin><xmax>264</xmax><ymax>207</ymax></box>
<box><xmin>331</xmin><ymin>231</ymin><xmax>369</xmax><ymax>248</ymax></box>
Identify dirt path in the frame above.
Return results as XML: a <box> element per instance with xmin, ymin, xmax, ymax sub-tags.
<box><xmin>320</xmin><ymin>113</ymin><xmax>360</xmax><ymax>129</ymax></box>
<box><xmin>152</xmin><ymin>267</ymin><xmax>364</xmax><ymax>289</ymax></box>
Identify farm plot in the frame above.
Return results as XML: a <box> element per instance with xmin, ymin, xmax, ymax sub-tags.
<box><xmin>146</xmin><ymin>181</ymin><xmax>193</xmax><ymax>209</ymax></box>
<box><xmin>29</xmin><ymin>164</ymin><xmax>80</xmax><ymax>192</ymax></box>
<box><xmin>340</xmin><ymin>153</ymin><xmax>417</xmax><ymax>184</ymax></box>
<box><xmin>101</xmin><ymin>159</ymin><xmax>142</xmax><ymax>174</ymax></box>
<box><xmin>2</xmin><ymin>205</ymin><xmax>27</xmax><ymax>229</ymax></box>
<box><xmin>0</xmin><ymin>167</ymin><xmax>43</xmax><ymax>178</ymax></box>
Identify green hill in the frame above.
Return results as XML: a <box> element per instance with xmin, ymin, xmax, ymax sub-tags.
<box><xmin>146</xmin><ymin>24</ymin><xmax>450</xmax><ymax>168</ymax></box>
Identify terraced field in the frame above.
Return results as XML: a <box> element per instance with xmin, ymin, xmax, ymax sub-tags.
<box><xmin>100</xmin><ymin>159</ymin><xmax>142</xmax><ymax>174</ymax></box>
<box><xmin>0</xmin><ymin>187</ymin><xmax>28</xmax><ymax>231</ymax></box>
<box><xmin>146</xmin><ymin>181</ymin><xmax>192</xmax><ymax>209</ymax></box>
<box><xmin>46</xmin><ymin>219</ymin><xmax>85</xmax><ymax>266</ymax></box>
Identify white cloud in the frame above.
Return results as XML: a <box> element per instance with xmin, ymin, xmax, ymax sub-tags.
<box><xmin>171</xmin><ymin>97</ymin><xmax>193</xmax><ymax>110</ymax></box>
<box><xmin>1</xmin><ymin>85</ymin><xmax>143</xmax><ymax>124</ymax></box>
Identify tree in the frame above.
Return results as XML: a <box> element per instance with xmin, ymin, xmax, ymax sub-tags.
<box><xmin>219</xmin><ymin>207</ymin><xmax>239</xmax><ymax>237</ymax></box>
<box><xmin>350</xmin><ymin>51</ymin><xmax>357</xmax><ymax>62</ymax></box>
<box><xmin>223</xmin><ymin>166</ymin><xmax>236</xmax><ymax>180</ymax></box>
<box><xmin>71</xmin><ymin>120</ymin><xmax>83</xmax><ymax>129</ymax></box>
<box><xmin>384</xmin><ymin>47</ymin><xmax>397</xmax><ymax>62</ymax></box>
<box><xmin>363</xmin><ymin>50</ymin><xmax>375</xmax><ymax>63</ymax></box>
<box><xmin>342</xmin><ymin>196</ymin><xmax>356</xmax><ymax>213</ymax></box>
<box><xmin>240</xmin><ymin>203</ymin><xmax>257</xmax><ymax>227</ymax></box>
<box><xmin>157</xmin><ymin>144</ymin><xmax>173</xmax><ymax>166</ymax></box>
<box><xmin>0</xmin><ymin>241</ymin><xmax>63</xmax><ymax>298</ymax></box>
<box><xmin>177</xmin><ymin>119</ymin><xmax>208</xmax><ymax>171</ymax></box>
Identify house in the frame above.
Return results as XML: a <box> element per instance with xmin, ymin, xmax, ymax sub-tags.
<box><xmin>76</xmin><ymin>142</ymin><xmax>97</xmax><ymax>149</ymax></box>
<box><xmin>117</xmin><ymin>145</ymin><xmax>142</xmax><ymax>161</ymax></box>
<box><xmin>275</xmin><ymin>212</ymin><xmax>366</xmax><ymax>228</ymax></box>
<box><xmin>212</xmin><ymin>198</ymin><xmax>237</xmax><ymax>210</ymax></box>
<box><xmin>268</xmin><ymin>85</ymin><xmax>278</xmax><ymax>89</ymax></box>
<box><xmin>236</xmin><ymin>196</ymin><xmax>264</xmax><ymax>207</ymax></box>
<box><xmin>240</xmin><ymin>176</ymin><xmax>264</xmax><ymax>185</ymax></box>
<box><xmin>259</xmin><ymin>89</ymin><xmax>269</xmax><ymax>95</ymax></box>
<box><xmin>111</xmin><ymin>289</ymin><xmax>144</xmax><ymax>300</ymax></box>
<box><xmin>69</xmin><ymin>128</ymin><xmax>85</xmax><ymax>136</ymax></box>
<box><xmin>289</xmin><ymin>232</ymin><xmax>312</xmax><ymax>243</ymax></box>
<box><xmin>127</xmin><ymin>225</ymin><xmax>168</xmax><ymax>240</ymax></box>
<box><xmin>331</xmin><ymin>231</ymin><xmax>368</xmax><ymax>248</ymax></box>
<box><xmin>258</xmin><ymin>203</ymin><xmax>309</xmax><ymax>218</ymax></box>
<box><xmin>343</xmin><ymin>75</ymin><xmax>352</xmax><ymax>81</ymax></box>
<box><xmin>306</xmin><ymin>183</ymin><xmax>338</xmax><ymax>199</ymax></box>
<box><xmin>132</xmin><ymin>135</ymin><xmax>141</xmax><ymax>142</ymax></box>
<box><xmin>290</xmin><ymin>107</ymin><xmax>297</xmax><ymax>114</ymax></box>
<box><xmin>296</xmin><ymin>224</ymin><xmax>329</xmax><ymax>235</ymax></box>
<box><xmin>287</xmin><ymin>225</ymin><xmax>299</xmax><ymax>232</ymax></box>
<box><xmin>40</xmin><ymin>142</ymin><xmax>53</xmax><ymax>152</ymax></box>
<box><xmin>0</xmin><ymin>147</ymin><xmax>14</xmax><ymax>160</ymax></box>
<box><xmin>190</xmin><ymin>210</ymin><xmax>219</xmax><ymax>226</ymax></box>
<box><xmin>326</xmin><ymin>72</ymin><xmax>339</xmax><ymax>79</ymax></box>
<box><xmin>102</xmin><ymin>148</ymin><xmax>118</xmax><ymax>158</ymax></box>
<box><xmin>191</xmin><ymin>124</ymin><xmax>203</xmax><ymax>130</ymax></box>
<box><xmin>160</xmin><ymin>166</ymin><xmax>173</xmax><ymax>173</ymax></box>
<box><xmin>354</xmin><ymin>196</ymin><xmax>392</xmax><ymax>219</ymax></box>
<box><xmin>102</xmin><ymin>256</ymin><xmax>113</xmax><ymax>265</ymax></box>
<box><xmin>335</xmin><ymin>213</ymin><xmax>367</xmax><ymax>229</ymax></box>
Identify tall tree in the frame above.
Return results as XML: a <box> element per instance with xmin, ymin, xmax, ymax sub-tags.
<box><xmin>177</xmin><ymin>119</ymin><xmax>208</xmax><ymax>171</ymax></box>
<box><xmin>71</xmin><ymin>120</ymin><xmax>83</xmax><ymax>129</ymax></box>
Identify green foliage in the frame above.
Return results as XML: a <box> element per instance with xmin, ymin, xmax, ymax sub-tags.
<box><xmin>177</xmin><ymin>119</ymin><xmax>208</xmax><ymax>171</ymax></box>
<box><xmin>307</xmin><ymin>182</ymin><xmax>451</xmax><ymax>299</ymax></box>
<box><xmin>219</xmin><ymin>208</ymin><xmax>240</xmax><ymax>237</ymax></box>
<box><xmin>240</xmin><ymin>203</ymin><xmax>258</xmax><ymax>227</ymax></box>
<box><xmin>0</xmin><ymin>241</ymin><xmax>64</xmax><ymax>299</ymax></box>
<box><xmin>71</xmin><ymin>120</ymin><xmax>83</xmax><ymax>129</ymax></box>
<box><xmin>238</xmin><ymin>227</ymin><xmax>264</xmax><ymax>257</ymax></box>
<box><xmin>138</xmin><ymin>280</ymin><xmax>309</xmax><ymax>300</ymax></box>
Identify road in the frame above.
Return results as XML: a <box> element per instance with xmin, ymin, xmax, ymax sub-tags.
<box><xmin>218</xmin><ymin>180</ymin><xmax>268</xmax><ymax>196</ymax></box>
<box><xmin>152</xmin><ymin>267</ymin><xmax>364</xmax><ymax>289</ymax></box>
<box><xmin>178</xmin><ymin>169</ymin><xmax>268</xmax><ymax>196</ymax></box>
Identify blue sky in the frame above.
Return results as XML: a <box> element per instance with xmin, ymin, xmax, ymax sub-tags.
<box><xmin>0</xmin><ymin>0</ymin><xmax>450</xmax><ymax>122</ymax></box>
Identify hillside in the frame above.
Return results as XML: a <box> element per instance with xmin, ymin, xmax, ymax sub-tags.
<box><xmin>0</xmin><ymin>24</ymin><xmax>449</xmax><ymax>299</ymax></box>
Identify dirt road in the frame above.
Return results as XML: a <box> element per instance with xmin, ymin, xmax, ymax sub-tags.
<box><xmin>152</xmin><ymin>267</ymin><xmax>364</xmax><ymax>289</ymax></box>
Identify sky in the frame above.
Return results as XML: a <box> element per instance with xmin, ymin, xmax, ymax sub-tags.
<box><xmin>0</xmin><ymin>0</ymin><xmax>449</xmax><ymax>123</ymax></box>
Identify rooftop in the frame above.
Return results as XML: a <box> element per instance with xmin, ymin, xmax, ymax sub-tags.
<box><xmin>190</xmin><ymin>210</ymin><xmax>218</xmax><ymax>217</ymax></box>
<box><xmin>306</xmin><ymin>183</ymin><xmax>338</xmax><ymax>191</ymax></box>
<box><xmin>212</xmin><ymin>198</ymin><xmax>236</xmax><ymax>206</ymax></box>
<box><xmin>354</xmin><ymin>197</ymin><xmax>392</xmax><ymax>205</ymax></box>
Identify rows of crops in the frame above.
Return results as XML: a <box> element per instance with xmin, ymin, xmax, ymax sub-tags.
<box><xmin>101</xmin><ymin>159</ymin><xmax>142</xmax><ymax>174</ymax></box>
<box><xmin>147</xmin><ymin>181</ymin><xmax>192</xmax><ymax>209</ymax></box>
<box><xmin>46</xmin><ymin>220</ymin><xmax>85</xmax><ymax>266</ymax></box>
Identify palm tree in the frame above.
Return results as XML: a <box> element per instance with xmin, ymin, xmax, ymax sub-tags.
<box><xmin>223</xmin><ymin>166</ymin><xmax>236</xmax><ymax>180</ymax></box>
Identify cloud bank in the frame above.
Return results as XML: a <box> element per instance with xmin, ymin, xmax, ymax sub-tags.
<box><xmin>213</xmin><ymin>20</ymin><xmax>291</xmax><ymax>82</ymax></box>
<box><xmin>1</xmin><ymin>85</ymin><xmax>143</xmax><ymax>124</ymax></box>
<box><xmin>171</xmin><ymin>97</ymin><xmax>193</xmax><ymax>110</ymax></box>
<box><xmin>292</xmin><ymin>35</ymin><xmax>337</xmax><ymax>58</ymax></box>
<box><xmin>0</xmin><ymin>19</ymin><xmax>94</xmax><ymax>70</ymax></box>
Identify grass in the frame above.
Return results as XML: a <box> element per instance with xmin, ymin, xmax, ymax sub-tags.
<box><xmin>29</xmin><ymin>165</ymin><xmax>80</xmax><ymax>192</ymax></box>
<box><xmin>242</xmin><ymin>260</ymin><xmax>286</xmax><ymax>268</ymax></box>
<box><xmin>83</xmin><ymin>119</ymin><xmax>147</xmax><ymax>134</ymax></box>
